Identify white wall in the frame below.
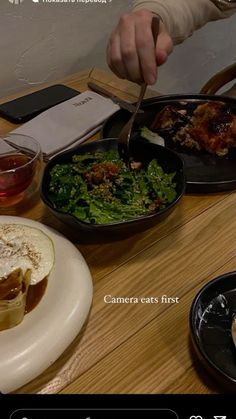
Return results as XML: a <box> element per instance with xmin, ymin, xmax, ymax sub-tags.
<box><xmin>157</xmin><ymin>13</ymin><xmax>236</xmax><ymax>94</ymax></box>
<box><xmin>0</xmin><ymin>0</ymin><xmax>132</xmax><ymax>98</ymax></box>
<box><xmin>0</xmin><ymin>0</ymin><xmax>235</xmax><ymax>98</ymax></box>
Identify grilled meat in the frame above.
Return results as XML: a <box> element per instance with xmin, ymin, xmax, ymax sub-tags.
<box><xmin>150</xmin><ymin>105</ymin><xmax>187</xmax><ymax>130</ymax></box>
<box><xmin>177</xmin><ymin>102</ymin><xmax>236</xmax><ymax>156</ymax></box>
<box><xmin>152</xmin><ymin>102</ymin><xmax>236</xmax><ymax>156</ymax></box>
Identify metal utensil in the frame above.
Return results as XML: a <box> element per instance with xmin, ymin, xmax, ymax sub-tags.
<box><xmin>118</xmin><ymin>16</ymin><xmax>160</xmax><ymax>165</ymax></box>
<box><xmin>88</xmin><ymin>82</ymin><xmax>144</xmax><ymax>114</ymax></box>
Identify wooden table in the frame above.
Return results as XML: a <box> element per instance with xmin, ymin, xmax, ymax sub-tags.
<box><xmin>1</xmin><ymin>68</ymin><xmax>235</xmax><ymax>395</ymax></box>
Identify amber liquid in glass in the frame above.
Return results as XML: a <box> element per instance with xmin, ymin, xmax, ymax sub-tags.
<box><xmin>0</xmin><ymin>154</ymin><xmax>34</xmax><ymax>197</ymax></box>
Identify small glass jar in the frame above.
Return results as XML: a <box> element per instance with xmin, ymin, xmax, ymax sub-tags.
<box><xmin>0</xmin><ymin>134</ymin><xmax>42</xmax><ymax>211</ymax></box>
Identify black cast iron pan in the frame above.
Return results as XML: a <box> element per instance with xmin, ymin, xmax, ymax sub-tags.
<box><xmin>41</xmin><ymin>138</ymin><xmax>185</xmax><ymax>241</ymax></box>
<box><xmin>101</xmin><ymin>94</ymin><xmax>236</xmax><ymax>193</ymax></box>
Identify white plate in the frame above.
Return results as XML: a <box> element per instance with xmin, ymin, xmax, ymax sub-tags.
<box><xmin>0</xmin><ymin>216</ymin><xmax>93</xmax><ymax>393</ymax></box>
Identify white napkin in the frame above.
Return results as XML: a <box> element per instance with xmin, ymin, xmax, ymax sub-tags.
<box><xmin>12</xmin><ymin>91</ymin><xmax>120</xmax><ymax>157</ymax></box>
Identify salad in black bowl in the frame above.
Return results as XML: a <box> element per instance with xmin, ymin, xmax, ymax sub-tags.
<box><xmin>41</xmin><ymin>138</ymin><xmax>185</xmax><ymax>239</ymax></box>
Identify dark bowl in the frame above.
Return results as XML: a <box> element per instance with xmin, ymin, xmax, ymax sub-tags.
<box><xmin>41</xmin><ymin>138</ymin><xmax>185</xmax><ymax>240</ymax></box>
<box><xmin>190</xmin><ymin>272</ymin><xmax>236</xmax><ymax>391</ymax></box>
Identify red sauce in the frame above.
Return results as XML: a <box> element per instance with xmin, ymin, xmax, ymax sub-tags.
<box><xmin>0</xmin><ymin>154</ymin><xmax>35</xmax><ymax>197</ymax></box>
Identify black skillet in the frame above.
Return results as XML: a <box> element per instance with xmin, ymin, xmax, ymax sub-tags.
<box><xmin>41</xmin><ymin>138</ymin><xmax>185</xmax><ymax>240</ymax></box>
<box><xmin>101</xmin><ymin>94</ymin><xmax>236</xmax><ymax>193</ymax></box>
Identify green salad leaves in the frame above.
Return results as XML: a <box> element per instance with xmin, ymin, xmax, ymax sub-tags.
<box><xmin>48</xmin><ymin>150</ymin><xmax>177</xmax><ymax>224</ymax></box>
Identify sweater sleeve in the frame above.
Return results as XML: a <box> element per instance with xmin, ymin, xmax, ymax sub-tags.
<box><xmin>132</xmin><ymin>0</ymin><xmax>236</xmax><ymax>44</ymax></box>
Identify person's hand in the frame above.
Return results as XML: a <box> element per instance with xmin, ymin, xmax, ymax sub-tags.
<box><xmin>107</xmin><ymin>9</ymin><xmax>173</xmax><ymax>85</ymax></box>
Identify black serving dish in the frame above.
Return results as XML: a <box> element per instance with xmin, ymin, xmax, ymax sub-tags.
<box><xmin>41</xmin><ymin>138</ymin><xmax>185</xmax><ymax>240</ymax></box>
<box><xmin>190</xmin><ymin>271</ymin><xmax>236</xmax><ymax>391</ymax></box>
<box><xmin>101</xmin><ymin>94</ymin><xmax>236</xmax><ymax>193</ymax></box>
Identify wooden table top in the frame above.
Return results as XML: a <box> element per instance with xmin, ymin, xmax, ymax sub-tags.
<box><xmin>1</xmin><ymin>68</ymin><xmax>235</xmax><ymax>395</ymax></box>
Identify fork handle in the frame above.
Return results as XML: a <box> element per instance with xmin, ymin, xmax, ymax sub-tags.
<box><xmin>134</xmin><ymin>16</ymin><xmax>160</xmax><ymax>115</ymax></box>
<box><xmin>131</xmin><ymin>83</ymin><xmax>147</xmax><ymax>123</ymax></box>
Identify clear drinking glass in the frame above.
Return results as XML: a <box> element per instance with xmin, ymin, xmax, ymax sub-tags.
<box><xmin>0</xmin><ymin>134</ymin><xmax>42</xmax><ymax>210</ymax></box>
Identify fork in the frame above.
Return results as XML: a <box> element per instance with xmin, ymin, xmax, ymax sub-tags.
<box><xmin>118</xmin><ymin>15</ymin><xmax>160</xmax><ymax>166</ymax></box>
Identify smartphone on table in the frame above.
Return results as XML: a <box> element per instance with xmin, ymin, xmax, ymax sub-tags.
<box><xmin>0</xmin><ymin>84</ymin><xmax>79</xmax><ymax>124</ymax></box>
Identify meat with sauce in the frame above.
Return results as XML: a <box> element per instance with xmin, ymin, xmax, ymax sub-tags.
<box><xmin>150</xmin><ymin>105</ymin><xmax>187</xmax><ymax>131</ymax></box>
<box><xmin>174</xmin><ymin>102</ymin><xmax>236</xmax><ymax>155</ymax></box>
<box><xmin>152</xmin><ymin>102</ymin><xmax>236</xmax><ymax>156</ymax></box>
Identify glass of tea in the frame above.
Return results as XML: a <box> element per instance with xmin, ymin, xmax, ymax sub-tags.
<box><xmin>0</xmin><ymin>134</ymin><xmax>42</xmax><ymax>209</ymax></box>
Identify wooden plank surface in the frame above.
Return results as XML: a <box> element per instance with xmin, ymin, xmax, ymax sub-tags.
<box><xmin>61</xmin><ymin>255</ymin><xmax>236</xmax><ymax>395</ymax></box>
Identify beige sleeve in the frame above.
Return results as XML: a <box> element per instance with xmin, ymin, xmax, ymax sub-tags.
<box><xmin>132</xmin><ymin>0</ymin><xmax>236</xmax><ymax>44</ymax></box>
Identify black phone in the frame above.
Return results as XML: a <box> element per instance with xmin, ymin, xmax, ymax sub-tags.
<box><xmin>0</xmin><ymin>84</ymin><xmax>79</xmax><ymax>124</ymax></box>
